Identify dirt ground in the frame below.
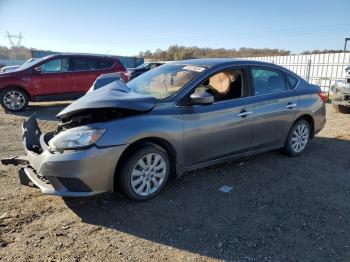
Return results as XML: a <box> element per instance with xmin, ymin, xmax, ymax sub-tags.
<box><xmin>0</xmin><ymin>103</ymin><xmax>349</xmax><ymax>262</ymax></box>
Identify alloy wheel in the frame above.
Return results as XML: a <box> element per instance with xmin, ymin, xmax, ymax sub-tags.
<box><xmin>130</xmin><ymin>152</ymin><xmax>167</xmax><ymax>196</ymax></box>
<box><xmin>291</xmin><ymin>123</ymin><xmax>309</xmax><ymax>153</ymax></box>
<box><xmin>3</xmin><ymin>90</ymin><xmax>26</xmax><ymax>111</ymax></box>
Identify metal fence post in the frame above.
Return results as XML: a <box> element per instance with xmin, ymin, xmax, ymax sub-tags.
<box><xmin>306</xmin><ymin>59</ymin><xmax>312</xmax><ymax>82</ymax></box>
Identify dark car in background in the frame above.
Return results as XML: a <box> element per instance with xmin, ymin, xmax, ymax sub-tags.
<box><xmin>0</xmin><ymin>53</ymin><xmax>128</xmax><ymax>111</ymax></box>
<box><xmin>331</xmin><ymin>65</ymin><xmax>350</xmax><ymax>113</ymax></box>
<box><xmin>127</xmin><ymin>62</ymin><xmax>164</xmax><ymax>80</ymax></box>
<box><xmin>87</xmin><ymin>72</ymin><xmax>124</xmax><ymax>93</ymax></box>
<box><xmin>2</xmin><ymin>59</ymin><xmax>326</xmax><ymax>201</ymax></box>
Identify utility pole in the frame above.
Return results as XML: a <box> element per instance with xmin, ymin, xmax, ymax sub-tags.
<box><xmin>344</xmin><ymin>38</ymin><xmax>350</xmax><ymax>52</ymax></box>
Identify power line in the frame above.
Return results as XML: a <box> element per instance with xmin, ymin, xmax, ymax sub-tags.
<box><xmin>5</xmin><ymin>31</ymin><xmax>24</xmax><ymax>47</ymax></box>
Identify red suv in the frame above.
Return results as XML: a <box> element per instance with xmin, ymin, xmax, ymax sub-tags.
<box><xmin>0</xmin><ymin>53</ymin><xmax>128</xmax><ymax>111</ymax></box>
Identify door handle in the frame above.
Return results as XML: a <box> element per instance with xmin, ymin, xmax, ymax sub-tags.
<box><xmin>237</xmin><ymin>110</ymin><xmax>253</xmax><ymax>118</ymax></box>
<box><xmin>286</xmin><ymin>103</ymin><xmax>297</xmax><ymax>109</ymax></box>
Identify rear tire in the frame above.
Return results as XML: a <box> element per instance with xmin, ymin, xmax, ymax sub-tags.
<box><xmin>0</xmin><ymin>87</ymin><xmax>28</xmax><ymax>112</ymax></box>
<box><xmin>118</xmin><ymin>143</ymin><xmax>170</xmax><ymax>201</ymax></box>
<box><xmin>284</xmin><ymin>119</ymin><xmax>311</xmax><ymax>157</ymax></box>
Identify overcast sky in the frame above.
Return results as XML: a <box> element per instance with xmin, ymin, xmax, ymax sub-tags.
<box><xmin>0</xmin><ymin>0</ymin><xmax>349</xmax><ymax>56</ymax></box>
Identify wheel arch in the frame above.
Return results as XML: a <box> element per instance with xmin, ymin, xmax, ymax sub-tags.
<box><xmin>293</xmin><ymin>114</ymin><xmax>315</xmax><ymax>138</ymax></box>
<box><xmin>1</xmin><ymin>85</ymin><xmax>31</xmax><ymax>100</ymax></box>
<box><xmin>113</xmin><ymin>137</ymin><xmax>178</xmax><ymax>191</ymax></box>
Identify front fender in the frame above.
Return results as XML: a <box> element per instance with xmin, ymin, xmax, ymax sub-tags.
<box><xmin>95</xmin><ymin>113</ymin><xmax>182</xmax><ymax>145</ymax></box>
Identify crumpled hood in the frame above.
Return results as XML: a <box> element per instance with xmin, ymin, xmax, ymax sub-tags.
<box><xmin>57</xmin><ymin>81</ymin><xmax>157</xmax><ymax>119</ymax></box>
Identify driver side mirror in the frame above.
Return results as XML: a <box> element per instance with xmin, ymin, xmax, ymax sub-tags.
<box><xmin>190</xmin><ymin>91</ymin><xmax>214</xmax><ymax>105</ymax></box>
<box><xmin>34</xmin><ymin>66</ymin><xmax>42</xmax><ymax>74</ymax></box>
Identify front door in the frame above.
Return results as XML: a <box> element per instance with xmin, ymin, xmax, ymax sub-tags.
<box><xmin>182</xmin><ymin>67</ymin><xmax>255</xmax><ymax>168</ymax></box>
<box><xmin>31</xmin><ymin>57</ymin><xmax>73</xmax><ymax>97</ymax></box>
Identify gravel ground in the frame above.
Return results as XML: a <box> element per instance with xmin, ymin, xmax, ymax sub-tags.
<box><xmin>0</xmin><ymin>103</ymin><xmax>349</xmax><ymax>262</ymax></box>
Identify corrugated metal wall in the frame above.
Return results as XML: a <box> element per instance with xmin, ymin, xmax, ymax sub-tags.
<box><xmin>243</xmin><ymin>52</ymin><xmax>350</xmax><ymax>91</ymax></box>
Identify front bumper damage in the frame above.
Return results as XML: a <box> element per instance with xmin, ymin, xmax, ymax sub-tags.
<box><xmin>1</xmin><ymin>115</ymin><xmax>127</xmax><ymax>197</ymax></box>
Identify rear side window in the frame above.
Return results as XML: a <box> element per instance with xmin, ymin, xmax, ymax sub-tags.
<box><xmin>252</xmin><ymin>68</ymin><xmax>287</xmax><ymax>95</ymax></box>
<box><xmin>71</xmin><ymin>57</ymin><xmax>114</xmax><ymax>71</ymax></box>
<box><xmin>98</xmin><ymin>59</ymin><xmax>114</xmax><ymax>69</ymax></box>
<box><xmin>286</xmin><ymin>74</ymin><xmax>298</xmax><ymax>89</ymax></box>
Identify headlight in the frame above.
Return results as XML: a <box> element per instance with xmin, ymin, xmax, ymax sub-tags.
<box><xmin>49</xmin><ymin>128</ymin><xmax>105</xmax><ymax>151</ymax></box>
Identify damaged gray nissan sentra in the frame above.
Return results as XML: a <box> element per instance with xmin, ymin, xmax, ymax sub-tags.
<box><xmin>1</xmin><ymin>59</ymin><xmax>326</xmax><ymax>201</ymax></box>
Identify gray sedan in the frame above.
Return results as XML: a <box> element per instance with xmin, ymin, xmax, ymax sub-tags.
<box><xmin>2</xmin><ymin>59</ymin><xmax>326</xmax><ymax>201</ymax></box>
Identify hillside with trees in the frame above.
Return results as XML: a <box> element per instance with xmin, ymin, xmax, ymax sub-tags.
<box><xmin>0</xmin><ymin>46</ymin><xmax>32</xmax><ymax>60</ymax></box>
<box><xmin>139</xmin><ymin>45</ymin><xmax>292</xmax><ymax>61</ymax></box>
<box><xmin>139</xmin><ymin>46</ymin><xmax>348</xmax><ymax>61</ymax></box>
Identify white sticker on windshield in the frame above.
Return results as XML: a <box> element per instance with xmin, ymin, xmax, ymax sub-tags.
<box><xmin>183</xmin><ymin>65</ymin><xmax>205</xmax><ymax>72</ymax></box>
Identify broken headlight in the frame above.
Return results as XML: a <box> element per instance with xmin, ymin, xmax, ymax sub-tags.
<box><xmin>48</xmin><ymin>127</ymin><xmax>105</xmax><ymax>151</ymax></box>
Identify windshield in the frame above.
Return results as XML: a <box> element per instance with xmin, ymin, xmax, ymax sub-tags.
<box><xmin>16</xmin><ymin>56</ymin><xmax>49</xmax><ymax>71</ymax></box>
<box><xmin>126</xmin><ymin>64</ymin><xmax>206</xmax><ymax>99</ymax></box>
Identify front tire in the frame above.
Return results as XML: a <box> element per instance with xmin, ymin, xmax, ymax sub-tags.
<box><xmin>118</xmin><ymin>143</ymin><xmax>170</xmax><ymax>201</ymax></box>
<box><xmin>284</xmin><ymin>119</ymin><xmax>311</xmax><ymax>157</ymax></box>
<box><xmin>0</xmin><ymin>87</ymin><xmax>28</xmax><ymax>112</ymax></box>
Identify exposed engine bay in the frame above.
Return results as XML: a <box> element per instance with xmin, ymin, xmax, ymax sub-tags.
<box><xmin>57</xmin><ymin>108</ymin><xmax>144</xmax><ymax>131</ymax></box>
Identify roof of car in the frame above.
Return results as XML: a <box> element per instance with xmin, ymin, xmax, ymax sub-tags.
<box><xmin>172</xmin><ymin>58</ymin><xmax>278</xmax><ymax>68</ymax></box>
<box><xmin>51</xmin><ymin>53</ymin><xmax>118</xmax><ymax>59</ymax></box>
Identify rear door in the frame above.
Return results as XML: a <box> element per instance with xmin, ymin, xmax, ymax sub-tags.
<box><xmin>30</xmin><ymin>57</ymin><xmax>73</xmax><ymax>97</ymax></box>
<box><xmin>70</xmin><ymin>57</ymin><xmax>113</xmax><ymax>94</ymax></box>
<box><xmin>182</xmin><ymin>67</ymin><xmax>255</xmax><ymax>167</ymax></box>
<box><xmin>250</xmin><ymin>66</ymin><xmax>299</xmax><ymax>148</ymax></box>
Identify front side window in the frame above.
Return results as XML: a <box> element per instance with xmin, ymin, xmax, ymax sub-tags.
<box><xmin>127</xmin><ymin>64</ymin><xmax>204</xmax><ymax>99</ymax></box>
<box><xmin>41</xmin><ymin>58</ymin><xmax>69</xmax><ymax>73</ymax></box>
<box><xmin>252</xmin><ymin>68</ymin><xmax>287</xmax><ymax>95</ymax></box>
<box><xmin>193</xmin><ymin>69</ymin><xmax>245</xmax><ymax>102</ymax></box>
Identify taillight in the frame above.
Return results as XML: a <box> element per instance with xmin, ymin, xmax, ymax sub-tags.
<box><xmin>318</xmin><ymin>92</ymin><xmax>327</xmax><ymax>103</ymax></box>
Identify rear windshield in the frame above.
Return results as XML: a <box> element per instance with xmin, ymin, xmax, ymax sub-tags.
<box><xmin>94</xmin><ymin>76</ymin><xmax>121</xmax><ymax>90</ymax></box>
